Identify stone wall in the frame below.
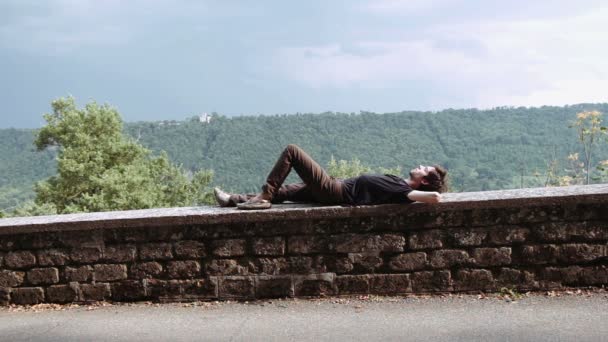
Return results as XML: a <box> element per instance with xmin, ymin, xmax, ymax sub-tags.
<box><xmin>0</xmin><ymin>184</ymin><xmax>607</xmax><ymax>305</ymax></box>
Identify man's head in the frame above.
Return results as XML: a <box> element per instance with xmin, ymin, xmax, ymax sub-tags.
<box><xmin>409</xmin><ymin>164</ymin><xmax>448</xmax><ymax>193</ymax></box>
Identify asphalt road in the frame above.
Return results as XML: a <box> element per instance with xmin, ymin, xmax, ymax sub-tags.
<box><xmin>1</xmin><ymin>291</ymin><xmax>607</xmax><ymax>342</ymax></box>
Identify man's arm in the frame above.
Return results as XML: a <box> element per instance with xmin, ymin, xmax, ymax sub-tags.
<box><xmin>407</xmin><ymin>190</ymin><xmax>442</xmax><ymax>204</ymax></box>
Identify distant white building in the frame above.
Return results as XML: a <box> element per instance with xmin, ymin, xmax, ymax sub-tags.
<box><xmin>198</xmin><ymin>113</ymin><xmax>212</xmax><ymax>123</ymax></box>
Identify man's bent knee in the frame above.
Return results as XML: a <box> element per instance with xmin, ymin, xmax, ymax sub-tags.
<box><xmin>286</xmin><ymin>144</ymin><xmax>301</xmax><ymax>153</ymax></box>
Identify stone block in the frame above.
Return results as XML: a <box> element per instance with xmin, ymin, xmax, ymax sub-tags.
<box><xmin>497</xmin><ymin>267</ymin><xmax>523</xmax><ymax>284</ymax></box>
<box><xmin>147</xmin><ymin>227</ymin><xmax>184</xmax><ymax>241</ymax></box>
<box><xmin>254</xmin><ymin>258</ymin><xmax>288</xmax><ymax>275</ymax></box>
<box><xmin>5</xmin><ymin>251</ymin><xmax>36</xmax><ymax>269</ymax></box>
<box><xmin>64</xmin><ymin>266</ymin><xmax>93</xmax><ymax>282</ymax></box>
<box><xmin>212</xmin><ymin>239</ymin><xmax>246</xmax><ymax>257</ymax></box>
<box><xmin>531</xmin><ymin>221</ymin><xmax>608</xmax><ymax>242</ymax></box>
<box><xmin>0</xmin><ymin>287</ymin><xmax>9</xmax><ymax>306</ymax></box>
<box><xmin>167</xmin><ymin>261</ymin><xmax>201</xmax><ymax>279</ymax></box>
<box><xmin>146</xmin><ymin>279</ymin><xmax>182</xmax><ymax>299</ymax></box>
<box><xmin>130</xmin><ymin>262</ymin><xmax>163</xmax><ymax>278</ymax></box>
<box><xmin>47</xmin><ymin>284</ymin><xmax>79</xmax><ymax>303</ymax></box>
<box><xmin>411</xmin><ymin>271</ymin><xmax>452</xmax><ymax>292</ymax></box>
<box><xmin>37</xmin><ymin>249</ymin><xmax>69</xmax><ymax>266</ymax></box>
<box><xmin>487</xmin><ymin>227</ymin><xmax>529</xmax><ymax>245</ymax></box>
<box><xmin>348</xmin><ymin>254</ymin><xmax>384</xmax><ymax>273</ymax></box>
<box><xmin>254</xmin><ymin>220</ymin><xmax>314</xmax><ymax>236</ymax></box>
<box><xmin>472</xmin><ymin>247</ymin><xmax>512</xmax><ymax>267</ymax></box>
<box><xmin>326</xmin><ymin>256</ymin><xmax>354</xmax><ymax>274</ymax></box>
<box><xmin>557</xmin><ymin>244</ymin><xmax>605</xmax><ymax>263</ymax></box>
<box><xmin>325</xmin><ymin>254</ymin><xmax>381</xmax><ymax>274</ymax></box>
<box><xmin>255</xmin><ymin>276</ymin><xmax>293</xmax><ymax>298</ymax></box>
<box><xmin>81</xmin><ymin>283</ymin><xmax>111</xmax><ymax>301</ymax></box>
<box><xmin>451</xmin><ymin>229</ymin><xmax>487</xmax><ymax>247</ymax></box>
<box><xmin>504</xmin><ymin>206</ymin><xmax>564</xmax><ymax>224</ymax></box>
<box><xmin>405</xmin><ymin>210</ymin><xmax>465</xmax><ymax>228</ymax></box>
<box><xmin>26</xmin><ymin>268</ymin><xmax>59</xmax><ymax>285</ymax></box>
<box><xmin>104</xmin><ymin>245</ymin><xmax>137</xmax><ymax>263</ymax></box>
<box><xmin>29</xmin><ymin>232</ymin><xmax>60</xmax><ymax>247</ymax></box>
<box><xmin>288</xmin><ymin>236</ymin><xmax>327</xmax><ymax>254</ymax></box>
<box><xmin>181</xmin><ymin>278</ymin><xmax>218</xmax><ymax>299</ymax></box>
<box><xmin>470</xmin><ymin>208</ymin><xmax>506</xmax><ymax>226</ymax></box>
<box><xmin>370</xmin><ymin>274</ymin><xmax>411</xmax><ymax>294</ymax></box>
<box><xmin>429</xmin><ymin>250</ymin><xmax>472</xmax><ymax>269</ymax></box>
<box><xmin>139</xmin><ymin>243</ymin><xmax>173</xmax><ymax>260</ymax></box>
<box><xmin>29</xmin><ymin>233</ymin><xmax>61</xmax><ymax>249</ymax></box>
<box><xmin>336</xmin><ymin>275</ymin><xmax>370</xmax><ymax>294</ymax></box>
<box><xmin>409</xmin><ymin>230</ymin><xmax>444</xmax><ymax>250</ymax></box>
<box><xmin>59</xmin><ymin>230</ymin><xmax>103</xmax><ymax>248</ymax></box>
<box><xmin>218</xmin><ymin>276</ymin><xmax>255</xmax><ymax>299</ymax></box>
<box><xmin>146</xmin><ymin>277</ymin><xmax>218</xmax><ymax>302</ymax></box>
<box><xmin>94</xmin><ymin>264</ymin><xmax>128</xmax><ymax>282</ymax></box>
<box><xmin>293</xmin><ymin>273</ymin><xmax>336</xmax><ymax>297</ymax></box>
<box><xmin>105</xmin><ymin>228</ymin><xmax>147</xmax><ymax>243</ymax></box>
<box><xmin>252</xmin><ymin>237</ymin><xmax>285</xmax><ymax>256</ymax></box>
<box><xmin>541</xmin><ymin>266</ymin><xmax>583</xmax><ymax>284</ymax></box>
<box><xmin>389</xmin><ymin>252</ymin><xmax>428</xmax><ymax>271</ymax></box>
<box><xmin>11</xmin><ymin>287</ymin><xmax>44</xmax><ymax>305</ymax></box>
<box><xmin>0</xmin><ymin>237</ymin><xmax>17</xmax><ymax>251</ymax></box>
<box><xmin>333</xmin><ymin>234</ymin><xmax>405</xmax><ymax>253</ymax></box>
<box><xmin>205</xmin><ymin>259</ymin><xmax>248</xmax><ymax>276</ymax></box>
<box><xmin>181</xmin><ymin>226</ymin><xmax>208</xmax><ymax>240</ymax></box>
<box><xmin>0</xmin><ymin>270</ymin><xmax>25</xmax><ymax>287</ymax></box>
<box><xmin>571</xmin><ymin>222</ymin><xmax>608</xmax><ymax>241</ymax></box>
<box><xmin>111</xmin><ymin>280</ymin><xmax>146</xmax><ymax>301</ymax></box>
<box><xmin>496</xmin><ymin>268</ymin><xmax>538</xmax><ymax>289</ymax></box>
<box><xmin>312</xmin><ymin>218</ymin><xmax>355</xmax><ymax>235</ymax></box>
<box><xmin>581</xmin><ymin>266</ymin><xmax>608</xmax><ymax>285</ymax></box>
<box><xmin>519</xmin><ymin>245</ymin><xmax>559</xmax><ymax>264</ymax></box>
<box><xmin>531</xmin><ymin>222</ymin><xmax>569</xmax><ymax>242</ymax></box>
<box><xmin>203</xmin><ymin>224</ymin><xmax>248</xmax><ymax>239</ymax></box>
<box><xmin>454</xmin><ymin>269</ymin><xmax>495</xmax><ymax>291</ymax></box>
<box><xmin>174</xmin><ymin>241</ymin><xmax>206</xmax><ymax>259</ymax></box>
<box><xmin>287</xmin><ymin>256</ymin><xmax>315</xmax><ymax>274</ymax></box>
<box><xmin>70</xmin><ymin>247</ymin><xmax>102</xmax><ymax>264</ymax></box>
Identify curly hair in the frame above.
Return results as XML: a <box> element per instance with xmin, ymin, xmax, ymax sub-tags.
<box><xmin>417</xmin><ymin>164</ymin><xmax>448</xmax><ymax>193</ymax></box>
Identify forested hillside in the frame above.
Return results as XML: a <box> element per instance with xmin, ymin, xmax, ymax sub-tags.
<box><xmin>0</xmin><ymin>129</ymin><xmax>55</xmax><ymax>211</ymax></box>
<box><xmin>2</xmin><ymin>103</ymin><xmax>608</xmax><ymax>212</ymax></box>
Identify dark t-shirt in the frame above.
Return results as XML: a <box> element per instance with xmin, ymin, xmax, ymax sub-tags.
<box><xmin>341</xmin><ymin>174</ymin><xmax>415</xmax><ymax>205</ymax></box>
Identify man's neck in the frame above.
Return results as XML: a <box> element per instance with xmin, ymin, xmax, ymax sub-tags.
<box><xmin>405</xmin><ymin>178</ymin><xmax>418</xmax><ymax>189</ymax></box>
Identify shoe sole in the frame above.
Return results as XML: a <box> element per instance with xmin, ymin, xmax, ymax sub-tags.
<box><xmin>237</xmin><ymin>202</ymin><xmax>271</xmax><ymax>210</ymax></box>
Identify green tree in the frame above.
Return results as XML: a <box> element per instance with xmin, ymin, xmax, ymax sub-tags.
<box><xmin>31</xmin><ymin>96</ymin><xmax>214</xmax><ymax>215</ymax></box>
<box><xmin>327</xmin><ymin>156</ymin><xmax>403</xmax><ymax>179</ymax></box>
<box><xmin>327</xmin><ymin>155</ymin><xmax>372</xmax><ymax>178</ymax></box>
<box><xmin>568</xmin><ymin>110</ymin><xmax>607</xmax><ymax>184</ymax></box>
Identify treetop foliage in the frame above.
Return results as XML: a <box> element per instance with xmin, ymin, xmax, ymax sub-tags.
<box><xmin>30</xmin><ymin>97</ymin><xmax>214</xmax><ymax>215</ymax></box>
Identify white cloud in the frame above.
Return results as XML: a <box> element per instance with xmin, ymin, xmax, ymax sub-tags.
<box><xmin>0</xmin><ymin>0</ymin><xmax>208</xmax><ymax>55</ymax></box>
<box><xmin>275</xmin><ymin>5</ymin><xmax>608</xmax><ymax>108</ymax></box>
<box><xmin>275</xmin><ymin>41</ymin><xmax>478</xmax><ymax>88</ymax></box>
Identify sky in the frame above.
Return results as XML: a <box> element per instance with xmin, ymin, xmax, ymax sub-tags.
<box><xmin>1</xmin><ymin>0</ymin><xmax>608</xmax><ymax>128</ymax></box>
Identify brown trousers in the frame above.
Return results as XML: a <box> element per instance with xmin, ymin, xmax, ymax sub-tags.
<box><xmin>228</xmin><ymin>144</ymin><xmax>345</xmax><ymax>206</ymax></box>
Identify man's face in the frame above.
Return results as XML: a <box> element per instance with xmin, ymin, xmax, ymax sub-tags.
<box><xmin>409</xmin><ymin>165</ymin><xmax>436</xmax><ymax>184</ymax></box>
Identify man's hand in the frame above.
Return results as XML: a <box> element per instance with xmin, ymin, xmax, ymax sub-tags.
<box><xmin>407</xmin><ymin>190</ymin><xmax>442</xmax><ymax>204</ymax></box>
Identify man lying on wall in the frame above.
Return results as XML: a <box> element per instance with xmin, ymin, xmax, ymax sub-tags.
<box><xmin>214</xmin><ymin>144</ymin><xmax>447</xmax><ymax>210</ymax></box>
